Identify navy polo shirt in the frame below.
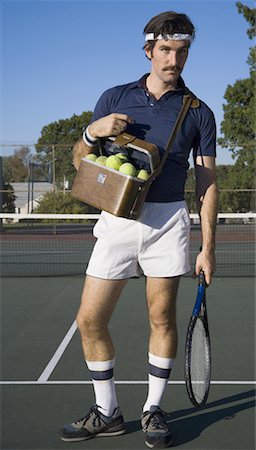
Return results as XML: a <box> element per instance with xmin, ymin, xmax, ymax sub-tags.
<box><xmin>90</xmin><ymin>74</ymin><xmax>216</xmax><ymax>202</ymax></box>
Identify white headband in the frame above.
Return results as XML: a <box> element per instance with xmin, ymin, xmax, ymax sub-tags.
<box><xmin>145</xmin><ymin>33</ymin><xmax>193</xmax><ymax>42</ymax></box>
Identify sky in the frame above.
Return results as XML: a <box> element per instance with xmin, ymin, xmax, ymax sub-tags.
<box><xmin>1</xmin><ymin>0</ymin><xmax>254</xmax><ymax>165</ymax></box>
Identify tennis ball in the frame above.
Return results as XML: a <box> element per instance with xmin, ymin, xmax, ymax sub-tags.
<box><xmin>95</xmin><ymin>155</ymin><xmax>107</xmax><ymax>165</ymax></box>
<box><xmin>137</xmin><ymin>169</ymin><xmax>150</xmax><ymax>180</ymax></box>
<box><xmin>106</xmin><ymin>155</ymin><xmax>123</xmax><ymax>170</ymax></box>
<box><xmin>119</xmin><ymin>162</ymin><xmax>137</xmax><ymax>176</ymax></box>
<box><xmin>85</xmin><ymin>153</ymin><xmax>98</xmax><ymax>161</ymax></box>
<box><xmin>115</xmin><ymin>152</ymin><xmax>128</xmax><ymax>162</ymax></box>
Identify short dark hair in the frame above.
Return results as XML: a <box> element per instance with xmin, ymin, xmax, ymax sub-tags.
<box><xmin>143</xmin><ymin>11</ymin><xmax>195</xmax><ymax>50</ymax></box>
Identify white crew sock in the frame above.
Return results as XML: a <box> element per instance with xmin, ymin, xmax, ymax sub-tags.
<box><xmin>143</xmin><ymin>352</ymin><xmax>174</xmax><ymax>413</ymax></box>
<box><xmin>86</xmin><ymin>359</ymin><xmax>118</xmax><ymax>417</ymax></box>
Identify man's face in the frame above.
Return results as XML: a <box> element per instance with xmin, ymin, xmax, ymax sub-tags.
<box><xmin>145</xmin><ymin>39</ymin><xmax>189</xmax><ymax>85</ymax></box>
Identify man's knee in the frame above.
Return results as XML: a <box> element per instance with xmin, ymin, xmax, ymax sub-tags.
<box><xmin>76</xmin><ymin>308</ymin><xmax>107</xmax><ymax>337</ymax></box>
<box><xmin>148</xmin><ymin>304</ymin><xmax>176</xmax><ymax>332</ymax></box>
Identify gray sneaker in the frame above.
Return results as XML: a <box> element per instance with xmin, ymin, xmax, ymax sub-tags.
<box><xmin>59</xmin><ymin>404</ymin><xmax>126</xmax><ymax>442</ymax></box>
<box><xmin>141</xmin><ymin>406</ymin><xmax>172</xmax><ymax>448</ymax></box>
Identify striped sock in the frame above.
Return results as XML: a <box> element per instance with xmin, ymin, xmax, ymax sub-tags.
<box><xmin>86</xmin><ymin>359</ymin><xmax>118</xmax><ymax>417</ymax></box>
<box><xmin>143</xmin><ymin>352</ymin><xmax>174</xmax><ymax>412</ymax></box>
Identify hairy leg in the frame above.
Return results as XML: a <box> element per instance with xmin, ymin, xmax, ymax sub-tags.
<box><xmin>146</xmin><ymin>277</ymin><xmax>180</xmax><ymax>358</ymax></box>
<box><xmin>76</xmin><ymin>275</ymin><xmax>127</xmax><ymax>361</ymax></box>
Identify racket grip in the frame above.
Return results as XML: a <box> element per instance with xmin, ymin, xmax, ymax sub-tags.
<box><xmin>198</xmin><ymin>270</ymin><xmax>205</xmax><ymax>286</ymax></box>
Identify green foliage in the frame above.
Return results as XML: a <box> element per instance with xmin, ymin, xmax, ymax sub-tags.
<box><xmin>3</xmin><ymin>146</ymin><xmax>52</xmax><ymax>185</ymax></box>
<box><xmin>3</xmin><ymin>182</ymin><xmax>16</xmax><ymax>212</ymax></box>
<box><xmin>34</xmin><ymin>191</ymin><xmax>91</xmax><ymax>214</ymax></box>
<box><xmin>36</xmin><ymin>112</ymin><xmax>93</xmax><ymax>186</ymax></box>
<box><xmin>3</xmin><ymin>146</ymin><xmax>32</xmax><ymax>182</ymax></box>
<box><xmin>236</xmin><ymin>2</ymin><xmax>255</xmax><ymax>39</ymax></box>
<box><xmin>219</xmin><ymin>77</ymin><xmax>255</xmax><ymax>154</ymax></box>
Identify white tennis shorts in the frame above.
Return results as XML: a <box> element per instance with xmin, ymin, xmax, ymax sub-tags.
<box><xmin>86</xmin><ymin>201</ymin><xmax>191</xmax><ymax>279</ymax></box>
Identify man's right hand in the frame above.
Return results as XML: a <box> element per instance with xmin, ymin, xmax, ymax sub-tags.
<box><xmin>73</xmin><ymin>113</ymin><xmax>134</xmax><ymax>171</ymax></box>
<box><xmin>89</xmin><ymin>113</ymin><xmax>134</xmax><ymax>138</ymax></box>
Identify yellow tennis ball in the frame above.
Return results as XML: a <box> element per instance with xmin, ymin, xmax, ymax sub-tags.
<box><xmin>106</xmin><ymin>155</ymin><xmax>123</xmax><ymax>170</ymax></box>
<box><xmin>137</xmin><ymin>169</ymin><xmax>150</xmax><ymax>180</ymax></box>
<box><xmin>85</xmin><ymin>153</ymin><xmax>98</xmax><ymax>161</ymax></box>
<box><xmin>115</xmin><ymin>152</ymin><xmax>128</xmax><ymax>162</ymax></box>
<box><xmin>119</xmin><ymin>162</ymin><xmax>137</xmax><ymax>176</ymax></box>
<box><xmin>95</xmin><ymin>155</ymin><xmax>107</xmax><ymax>165</ymax></box>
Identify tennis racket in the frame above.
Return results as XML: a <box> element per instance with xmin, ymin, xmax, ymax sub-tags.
<box><xmin>184</xmin><ymin>269</ymin><xmax>211</xmax><ymax>407</ymax></box>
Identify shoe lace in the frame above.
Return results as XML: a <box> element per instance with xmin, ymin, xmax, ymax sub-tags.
<box><xmin>146</xmin><ymin>408</ymin><xmax>167</xmax><ymax>431</ymax></box>
<box><xmin>74</xmin><ymin>404</ymin><xmax>102</xmax><ymax>428</ymax></box>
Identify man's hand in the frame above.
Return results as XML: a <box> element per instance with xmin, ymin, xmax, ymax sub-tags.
<box><xmin>89</xmin><ymin>113</ymin><xmax>134</xmax><ymax>138</ymax></box>
<box><xmin>72</xmin><ymin>114</ymin><xmax>134</xmax><ymax>171</ymax></box>
<box><xmin>194</xmin><ymin>249</ymin><xmax>216</xmax><ymax>285</ymax></box>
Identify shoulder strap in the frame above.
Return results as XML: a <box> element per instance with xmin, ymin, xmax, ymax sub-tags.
<box><xmin>150</xmin><ymin>93</ymin><xmax>199</xmax><ymax>180</ymax></box>
<box><xmin>183</xmin><ymin>87</ymin><xmax>200</xmax><ymax>108</ymax></box>
<box><xmin>130</xmin><ymin>93</ymin><xmax>200</xmax><ymax>218</ymax></box>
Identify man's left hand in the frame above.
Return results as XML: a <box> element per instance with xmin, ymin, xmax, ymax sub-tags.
<box><xmin>193</xmin><ymin>249</ymin><xmax>216</xmax><ymax>285</ymax></box>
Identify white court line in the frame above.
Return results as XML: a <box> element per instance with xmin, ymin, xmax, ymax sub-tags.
<box><xmin>37</xmin><ymin>320</ymin><xmax>77</xmax><ymax>383</ymax></box>
<box><xmin>0</xmin><ymin>380</ymin><xmax>255</xmax><ymax>385</ymax></box>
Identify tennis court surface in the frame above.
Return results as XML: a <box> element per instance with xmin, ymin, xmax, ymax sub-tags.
<box><xmin>0</xmin><ymin>213</ymin><xmax>255</xmax><ymax>450</ymax></box>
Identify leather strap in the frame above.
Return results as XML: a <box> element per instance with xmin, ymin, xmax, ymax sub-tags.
<box><xmin>114</xmin><ymin>133</ymin><xmax>137</xmax><ymax>146</ymax></box>
<box><xmin>145</xmin><ymin>93</ymin><xmax>198</xmax><ymax>183</ymax></box>
<box><xmin>129</xmin><ymin>92</ymin><xmax>199</xmax><ymax>218</ymax></box>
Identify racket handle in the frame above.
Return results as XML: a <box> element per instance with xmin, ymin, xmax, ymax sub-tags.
<box><xmin>198</xmin><ymin>270</ymin><xmax>205</xmax><ymax>286</ymax></box>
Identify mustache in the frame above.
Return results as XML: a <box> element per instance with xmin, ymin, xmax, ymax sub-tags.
<box><xmin>163</xmin><ymin>65</ymin><xmax>181</xmax><ymax>72</ymax></box>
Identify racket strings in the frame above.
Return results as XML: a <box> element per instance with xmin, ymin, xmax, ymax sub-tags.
<box><xmin>190</xmin><ymin>318</ymin><xmax>210</xmax><ymax>403</ymax></box>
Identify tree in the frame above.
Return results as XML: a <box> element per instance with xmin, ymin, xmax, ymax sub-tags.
<box><xmin>2</xmin><ymin>182</ymin><xmax>16</xmax><ymax>212</ymax></box>
<box><xmin>34</xmin><ymin>191</ymin><xmax>93</xmax><ymax>214</ymax></box>
<box><xmin>237</xmin><ymin>2</ymin><xmax>255</xmax><ymax>39</ymax></box>
<box><xmin>36</xmin><ymin>112</ymin><xmax>93</xmax><ymax>186</ymax></box>
<box><xmin>218</xmin><ymin>2</ymin><xmax>256</xmax><ymax>211</ymax></box>
<box><xmin>3</xmin><ymin>146</ymin><xmax>33</xmax><ymax>182</ymax></box>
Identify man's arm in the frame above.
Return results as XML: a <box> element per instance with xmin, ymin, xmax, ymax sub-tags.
<box><xmin>72</xmin><ymin>138</ymin><xmax>94</xmax><ymax>171</ymax></box>
<box><xmin>73</xmin><ymin>113</ymin><xmax>134</xmax><ymax>171</ymax></box>
<box><xmin>194</xmin><ymin>155</ymin><xmax>218</xmax><ymax>285</ymax></box>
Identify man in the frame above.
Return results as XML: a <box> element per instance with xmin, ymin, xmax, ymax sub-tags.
<box><xmin>59</xmin><ymin>11</ymin><xmax>218</xmax><ymax>449</ymax></box>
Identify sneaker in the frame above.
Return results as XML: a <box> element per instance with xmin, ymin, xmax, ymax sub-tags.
<box><xmin>59</xmin><ymin>404</ymin><xmax>126</xmax><ymax>442</ymax></box>
<box><xmin>141</xmin><ymin>406</ymin><xmax>172</xmax><ymax>448</ymax></box>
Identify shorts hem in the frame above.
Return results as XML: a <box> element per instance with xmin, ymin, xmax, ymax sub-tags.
<box><xmin>86</xmin><ymin>270</ymin><xmax>137</xmax><ymax>280</ymax></box>
<box><xmin>86</xmin><ymin>267</ymin><xmax>191</xmax><ymax>279</ymax></box>
<box><xmin>144</xmin><ymin>267</ymin><xmax>191</xmax><ymax>278</ymax></box>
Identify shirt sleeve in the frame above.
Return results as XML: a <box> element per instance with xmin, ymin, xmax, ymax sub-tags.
<box><xmin>193</xmin><ymin>102</ymin><xmax>217</xmax><ymax>159</ymax></box>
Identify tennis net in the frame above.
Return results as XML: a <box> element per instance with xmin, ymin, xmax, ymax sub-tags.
<box><xmin>0</xmin><ymin>213</ymin><xmax>255</xmax><ymax>277</ymax></box>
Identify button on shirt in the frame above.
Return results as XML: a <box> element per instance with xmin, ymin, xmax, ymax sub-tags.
<box><xmin>90</xmin><ymin>74</ymin><xmax>216</xmax><ymax>202</ymax></box>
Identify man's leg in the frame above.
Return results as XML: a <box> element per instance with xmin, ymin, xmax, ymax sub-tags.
<box><xmin>76</xmin><ymin>275</ymin><xmax>127</xmax><ymax>415</ymax></box>
<box><xmin>144</xmin><ymin>276</ymin><xmax>179</xmax><ymax>410</ymax></box>
<box><xmin>59</xmin><ymin>275</ymin><xmax>127</xmax><ymax>442</ymax></box>
<box><xmin>76</xmin><ymin>275</ymin><xmax>127</xmax><ymax>361</ymax></box>
<box><xmin>146</xmin><ymin>276</ymin><xmax>180</xmax><ymax>358</ymax></box>
<box><xmin>141</xmin><ymin>276</ymin><xmax>180</xmax><ymax>448</ymax></box>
